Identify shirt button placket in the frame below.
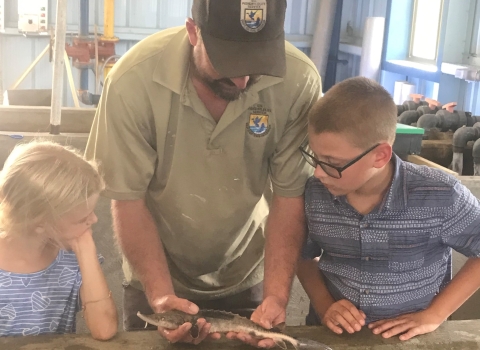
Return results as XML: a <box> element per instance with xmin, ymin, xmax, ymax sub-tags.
<box><xmin>359</xmin><ymin>219</ymin><xmax>370</xmax><ymax>309</ymax></box>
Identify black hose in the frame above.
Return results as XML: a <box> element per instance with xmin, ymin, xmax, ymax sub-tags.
<box><xmin>452</xmin><ymin>123</ymin><xmax>480</xmax><ymax>153</ymax></box>
<box><xmin>398</xmin><ymin>110</ymin><xmax>420</xmax><ymax>125</ymax></box>
<box><xmin>417</xmin><ymin>114</ymin><xmax>438</xmax><ymax>133</ymax></box>
<box><xmin>473</xmin><ymin>137</ymin><xmax>480</xmax><ymax>165</ymax></box>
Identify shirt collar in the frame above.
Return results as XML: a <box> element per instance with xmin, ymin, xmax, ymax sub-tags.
<box><xmin>152</xmin><ymin>28</ymin><xmax>191</xmax><ymax>95</ymax></box>
<box><xmin>379</xmin><ymin>153</ymin><xmax>407</xmax><ymax>211</ymax></box>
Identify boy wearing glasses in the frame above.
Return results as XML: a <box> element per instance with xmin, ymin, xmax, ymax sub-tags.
<box><xmin>297</xmin><ymin>76</ymin><xmax>480</xmax><ymax>341</ymax></box>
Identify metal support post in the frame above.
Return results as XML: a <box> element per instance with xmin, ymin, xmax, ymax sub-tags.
<box><xmin>50</xmin><ymin>0</ymin><xmax>68</xmax><ymax>134</ymax></box>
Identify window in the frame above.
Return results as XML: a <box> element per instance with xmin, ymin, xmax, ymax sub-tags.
<box><xmin>410</xmin><ymin>0</ymin><xmax>443</xmax><ymax>61</ymax></box>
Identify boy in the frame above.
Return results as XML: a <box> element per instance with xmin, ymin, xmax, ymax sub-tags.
<box><xmin>297</xmin><ymin>77</ymin><xmax>480</xmax><ymax>341</ymax></box>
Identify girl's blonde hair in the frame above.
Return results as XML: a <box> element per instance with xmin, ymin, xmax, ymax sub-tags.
<box><xmin>0</xmin><ymin>141</ymin><xmax>104</xmax><ymax>238</ymax></box>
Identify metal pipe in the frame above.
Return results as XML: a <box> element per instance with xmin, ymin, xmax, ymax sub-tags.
<box><xmin>451</xmin><ymin>152</ymin><xmax>464</xmax><ymax>176</ymax></box>
<box><xmin>452</xmin><ymin>123</ymin><xmax>480</xmax><ymax>153</ymax></box>
<box><xmin>50</xmin><ymin>0</ymin><xmax>68</xmax><ymax>135</ymax></box>
<box><xmin>102</xmin><ymin>0</ymin><xmax>116</xmax><ymax>78</ymax></box>
<box><xmin>79</xmin><ymin>0</ymin><xmax>89</xmax><ymax>92</ymax></box>
<box><xmin>94</xmin><ymin>24</ymin><xmax>99</xmax><ymax>94</ymax></box>
<box><xmin>397</xmin><ymin>105</ymin><xmax>406</xmax><ymax>116</ymax></box>
<box><xmin>417</xmin><ymin>97</ymin><xmax>441</xmax><ymax>117</ymax></box>
<box><xmin>451</xmin><ymin>123</ymin><xmax>480</xmax><ymax>175</ymax></box>
<box><xmin>473</xmin><ymin>138</ymin><xmax>480</xmax><ymax>175</ymax></box>
<box><xmin>97</xmin><ymin>54</ymin><xmax>121</xmax><ymax>92</ymax></box>
<box><xmin>398</xmin><ymin>110</ymin><xmax>420</xmax><ymax>125</ymax></box>
<box><xmin>416</xmin><ymin>113</ymin><xmax>437</xmax><ymax>136</ymax></box>
<box><xmin>103</xmin><ymin>0</ymin><xmax>115</xmax><ymax>40</ymax></box>
<box><xmin>417</xmin><ymin>108</ymin><xmax>480</xmax><ymax>134</ymax></box>
<box><xmin>397</xmin><ymin>94</ymin><xmax>428</xmax><ymax>115</ymax></box>
<box><xmin>80</xmin><ymin>0</ymin><xmax>89</xmax><ymax>38</ymax></box>
<box><xmin>80</xmin><ymin>69</ymin><xmax>89</xmax><ymax>91</ymax></box>
<box><xmin>399</xmin><ymin>98</ymin><xmax>442</xmax><ymax>125</ymax></box>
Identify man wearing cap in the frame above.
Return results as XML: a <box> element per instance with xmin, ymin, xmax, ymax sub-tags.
<box><xmin>86</xmin><ymin>0</ymin><xmax>321</xmax><ymax>345</ymax></box>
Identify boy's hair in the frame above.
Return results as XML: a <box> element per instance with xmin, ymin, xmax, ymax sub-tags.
<box><xmin>0</xmin><ymin>141</ymin><xmax>104</xmax><ymax>238</ymax></box>
<box><xmin>308</xmin><ymin>77</ymin><xmax>397</xmax><ymax>148</ymax></box>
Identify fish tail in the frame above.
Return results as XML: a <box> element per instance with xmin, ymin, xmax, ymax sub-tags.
<box><xmin>276</xmin><ymin>334</ymin><xmax>301</xmax><ymax>350</ymax></box>
<box><xmin>297</xmin><ymin>338</ymin><xmax>334</xmax><ymax>350</ymax></box>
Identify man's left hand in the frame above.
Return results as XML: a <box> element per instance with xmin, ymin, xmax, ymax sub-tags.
<box><xmin>368</xmin><ymin>309</ymin><xmax>445</xmax><ymax>341</ymax></box>
<box><xmin>226</xmin><ymin>296</ymin><xmax>286</xmax><ymax>348</ymax></box>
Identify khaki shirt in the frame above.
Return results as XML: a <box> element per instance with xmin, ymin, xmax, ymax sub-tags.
<box><xmin>86</xmin><ymin>27</ymin><xmax>321</xmax><ymax>300</ymax></box>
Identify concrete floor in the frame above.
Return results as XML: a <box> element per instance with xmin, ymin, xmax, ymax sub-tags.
<box><xmin>0</xmin><ymin>126</ymin><xmax>478</xmax><ymax>333</ymax></box>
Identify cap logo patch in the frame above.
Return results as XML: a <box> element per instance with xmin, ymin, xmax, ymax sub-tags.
<box><xmin>241</xmin><ymin>1</ymin><xmax>267</xmax><ymax>32</ymax></box>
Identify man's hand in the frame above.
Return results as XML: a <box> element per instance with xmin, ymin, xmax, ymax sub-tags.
<box><xmin>368</xmin><ymin>309</ymin><xmax>445</xmax><ymax>341</ymax></box>
<box><xmin>226</xmin><ymin>296</ymin><xmax>286</xmax><ymax>348</ymax></box>
<box><xmin>322</xmin><ymin>299</ymin><xmax>366</xmax><ymax>334</ymax></box>
<box><xmin>151</xmin><ymin>295</ymin><xmax>221</xmax><ymax>344</ymax></box>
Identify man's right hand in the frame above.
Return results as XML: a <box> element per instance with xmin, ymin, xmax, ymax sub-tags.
<box><xmin>151</xmin><ymin>295</ymin><xmax>221</xmax><ymax>344</ymax></box>
<box><xmin>321</xmin><ymin>299</ymin><xmax>366</xmax><ymax>334</ymax></box>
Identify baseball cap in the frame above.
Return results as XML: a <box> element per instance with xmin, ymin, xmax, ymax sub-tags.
<box><xmin>191</xmin><ymin>0</ymin><xmax>287</xmax><ymax>78</ymax></box>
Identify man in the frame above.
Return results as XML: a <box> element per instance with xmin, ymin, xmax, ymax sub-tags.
<box><xmin>86</xmin><ymin>0</ymin><xmax>321</xmax><ymax>345</ymax></box>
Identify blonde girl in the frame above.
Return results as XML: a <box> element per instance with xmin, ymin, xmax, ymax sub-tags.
<box><xmin>0</xmin><ymin>141</ymin><xmax>117</xmax><ymax>339</ymax></box>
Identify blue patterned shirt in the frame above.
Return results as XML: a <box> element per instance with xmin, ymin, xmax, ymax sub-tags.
<box><xmin>0</xmin><ymin>250</ymin><xmax>84</xmax><ymax>337</ymax></box>
<box><xmin>302</xmin><ymin>154</ymin><xmax>480</xmax><ymax>323</ymax></box>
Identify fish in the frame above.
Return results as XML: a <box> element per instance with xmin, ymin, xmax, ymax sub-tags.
<box><xmin>137</xmin><ymin>309</ymin><xmax>333</xmax><ymax>350</ymax></box>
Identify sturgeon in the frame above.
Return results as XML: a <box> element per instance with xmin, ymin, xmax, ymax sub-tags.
<box><xmin>137</xmin><ymin>309</ymin><xmax>333</xmax><ymax>350</ymax></box>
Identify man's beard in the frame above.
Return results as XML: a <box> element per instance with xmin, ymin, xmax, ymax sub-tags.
<box><xmin>191</xmin><ymin>55</ymin><xmax>260</xmax><ymax>101</ymax></box>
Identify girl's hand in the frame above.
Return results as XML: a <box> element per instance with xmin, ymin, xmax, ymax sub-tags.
<box><xmin>67</xmin><ymin>229</ymin><xmax>94</xmax><ymax>254</ymax></box>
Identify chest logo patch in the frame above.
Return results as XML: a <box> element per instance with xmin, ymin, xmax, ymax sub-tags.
<box><xmin>247</xmin><ymin>114</ymin><xmax>270</xmax><ymax>136</ymax></box>
<box><xmin>241</xmin><ymin>1</ymin><xmax>267</xmax><ymax>32</ymax></box>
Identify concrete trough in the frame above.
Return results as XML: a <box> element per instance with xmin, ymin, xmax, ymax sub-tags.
<box><xmin>0</xmin><ymin>106</ymin><xmax>94</xmax><ymax>133</ymax></box>
<box><xmin>2</xmin><ymin>320</ymin><xmax>480</xmax><ymax>349</ymax></box>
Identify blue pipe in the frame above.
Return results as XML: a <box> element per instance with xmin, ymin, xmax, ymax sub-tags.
<box><xmin>80</xmin><ymin>69</ymin><xmax>89</xmax><ymax>91</ymax></box>
<box><xmin>80</xmin><ymin>0</ymin><xmax>89</xmax><ymax>91</ymax></box>
<box><xmin>80</xmin><ymin>0</ymin><xmax>89</xmax><ymax>38</ymax></box>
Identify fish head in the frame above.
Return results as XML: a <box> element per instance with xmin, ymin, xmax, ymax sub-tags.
<box><xmin>138</xmin><ymin>310</ymin><xmax>193</xmax><ymax>329</ymax></box>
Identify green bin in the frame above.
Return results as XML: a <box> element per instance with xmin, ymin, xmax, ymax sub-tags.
<box><xmin>393</xmin><ymin>124</ymin><xmax>424</xmax><ymax>157</ymax></box>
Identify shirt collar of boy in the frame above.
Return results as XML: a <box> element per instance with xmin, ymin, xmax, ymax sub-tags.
<box><xmin>379</xmin><ymin>153</ymin><xmax>407</xmax><ymax>212</ymax></box>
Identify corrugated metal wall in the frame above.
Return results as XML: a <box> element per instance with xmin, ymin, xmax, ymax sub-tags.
<box><xmin>0</xmin><ymin>0</ymin><xmax>319</xmax><ymax>107</ymax></box>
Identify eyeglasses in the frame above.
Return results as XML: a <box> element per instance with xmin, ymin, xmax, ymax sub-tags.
<box><xmin>299</xmin><ymin>143</ymin><xmax>380</xmax><ymax>179</ymax></box>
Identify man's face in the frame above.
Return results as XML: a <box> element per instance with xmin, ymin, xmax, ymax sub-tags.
<box><xmin>191</xmin><ymin>37</ymin><xmax>260</xmax><ymax>101</ymax></box>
